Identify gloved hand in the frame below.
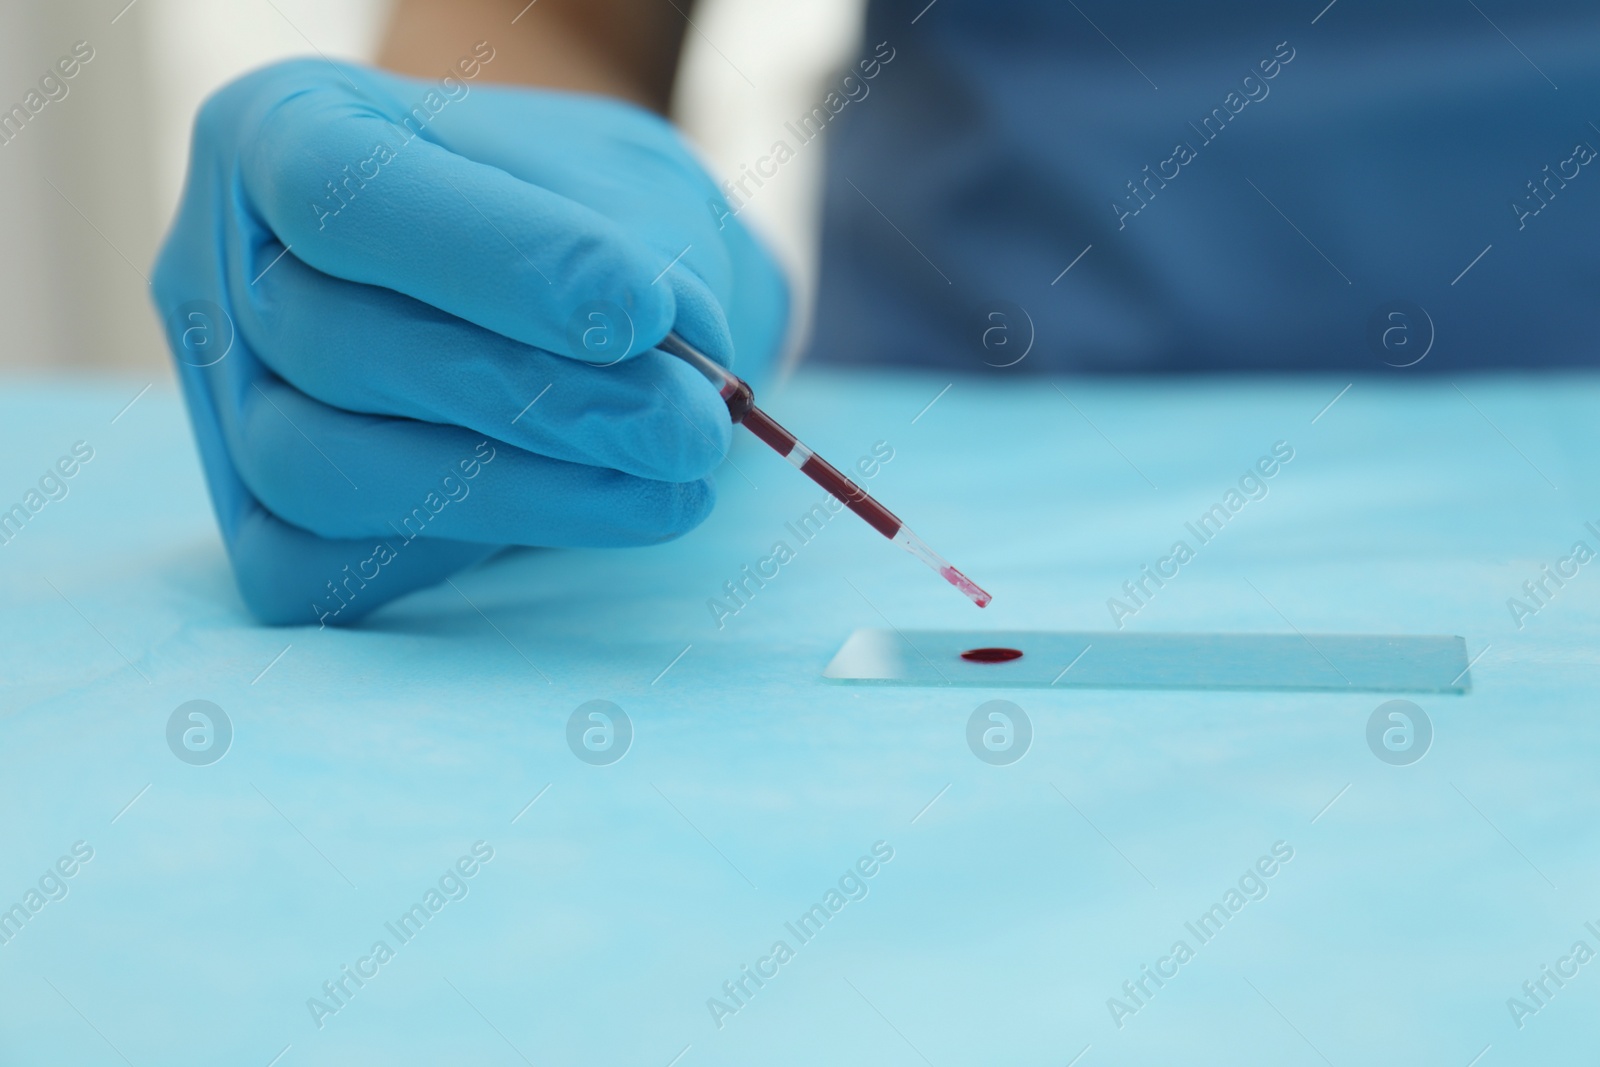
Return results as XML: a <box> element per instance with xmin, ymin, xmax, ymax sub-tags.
<box><xmin>151</xmin><ymin>56</ymin><xmax>788</xmax><ymax>626</ymax></box>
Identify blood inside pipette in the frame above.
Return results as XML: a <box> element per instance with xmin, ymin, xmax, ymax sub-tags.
<box><xmin>741</xmin><ymin>405</ymin><xmax>990</xmax><ymax>607</ymax></box>
<box><xmin>657</xmin><ymin>331</ymin><xmax>990</xmax><ymax>608</ymax></box>
<box><xmin>743</xmin><ymin>409</ymin><xmax>901</xmax><ymax>538</ymax></box>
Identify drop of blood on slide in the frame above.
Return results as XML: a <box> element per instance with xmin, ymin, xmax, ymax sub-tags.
<box><xmin>960</xmin><ymin>647</ymin><xmax>1023</xmax><ymax>663</ymax></box>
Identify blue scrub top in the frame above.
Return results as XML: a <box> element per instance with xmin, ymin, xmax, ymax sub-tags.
<box><xmin>807</xmin><ymin>0</ymin><xmax>1600</xmax><ymax>372</ymax></box>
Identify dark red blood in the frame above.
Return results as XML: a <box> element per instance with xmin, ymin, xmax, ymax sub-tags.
<box><xmin>720</xmin><ymin>378</ymin><xmax>758</xmax><ymax>424</ymax></box>
<box><xmin>799</xmin><ymin>456</ymin><xmax>903</xmax><ymax>538</ymax></box>
<box><xmin>961</xmin><ymin>647</ymin><xmax>1023</xmax><ymax>663</ymax></box>
<box><xmin>739</xmin><ymin>404</ymin><xmax>903</xmax><ymax>540</ymax></box>
<box><xmin>738</xmin><ymin>405</ymin><xmax>797</xmax><ymax>453</ymax></box>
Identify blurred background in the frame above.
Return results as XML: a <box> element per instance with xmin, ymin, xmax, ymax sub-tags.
<box><xmin>0</xmin><ymin>0</ymin><xmax>862</xmax><ymax>376</ymax></box>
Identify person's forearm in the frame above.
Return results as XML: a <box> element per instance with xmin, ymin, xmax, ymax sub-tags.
<box><xmin>378</xmin><ymin>0</ymin><xmax>690</xmax><ymax>113</ymax></box>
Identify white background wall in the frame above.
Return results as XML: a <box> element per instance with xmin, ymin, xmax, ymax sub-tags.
<box><xmin>0</xmin><ymin>0</ymin><xmax>861</xmax><ymax>377</ymax></box>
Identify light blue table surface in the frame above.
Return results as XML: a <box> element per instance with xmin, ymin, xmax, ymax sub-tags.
<box><xmin>3</xmin><ymin>369</ymin><xmax>1600</xmax><ymax>1066</ymax></box>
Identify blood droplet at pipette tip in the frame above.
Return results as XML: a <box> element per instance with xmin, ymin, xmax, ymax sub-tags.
<box><xmin>657</xmin><ymin>332</ymin><xmax>992</xmax><ymax>608</ymax></box>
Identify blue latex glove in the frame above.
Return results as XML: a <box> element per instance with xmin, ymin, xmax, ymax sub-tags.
<box><xmin>151</xmin><ymin>57</ymin><xmax>788</xmax><ymax>626</ymax></box>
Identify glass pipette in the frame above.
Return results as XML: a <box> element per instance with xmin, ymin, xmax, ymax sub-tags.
<box><xmin>658</xmin><ymin>332</ymin><xmax>991</xmax><ymax>608</ymax></box>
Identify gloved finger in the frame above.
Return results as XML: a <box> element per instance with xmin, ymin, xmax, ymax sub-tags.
<box><xmin>227</xmin><ymin>375</ymin><xmax>716</xmax><ymax>548</ymax></box>
<box><xmin>229</xmin><ymin>505</ymin><xmax>498</xmax><ymax>627</ymax></box>
<box><xmin>152</xmin><ymin>258</ymin><xmax>507</xmax><ymax>628</ymax></box>
<box><xmin>237</xmin><ymin>63</ymin><xmax>675</xmax><ymax>359</ymax></box>
<box><xmin>408</xmin><ymin>71</ymin><xmax>767</xmax><ymax>374</ymax></box>
<box><xmin>659</xmin><ymin>256</ymin><xmax>738</xmax><ymax>370</ymax></box>
<box><xmin>714</xmin><ymin>214</ymin><xmax>795</xmax><ymax>390</ymax></box>
<box><xmin>235</xmin><ymin>244</ymin><xmax>732</xmax><ymax>484</ymax></box>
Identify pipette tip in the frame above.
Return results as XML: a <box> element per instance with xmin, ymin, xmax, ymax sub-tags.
<box><xmin>940</xmin><ymin>566</ymin><xmax>993</xmax><ymax>609</ymax></box>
